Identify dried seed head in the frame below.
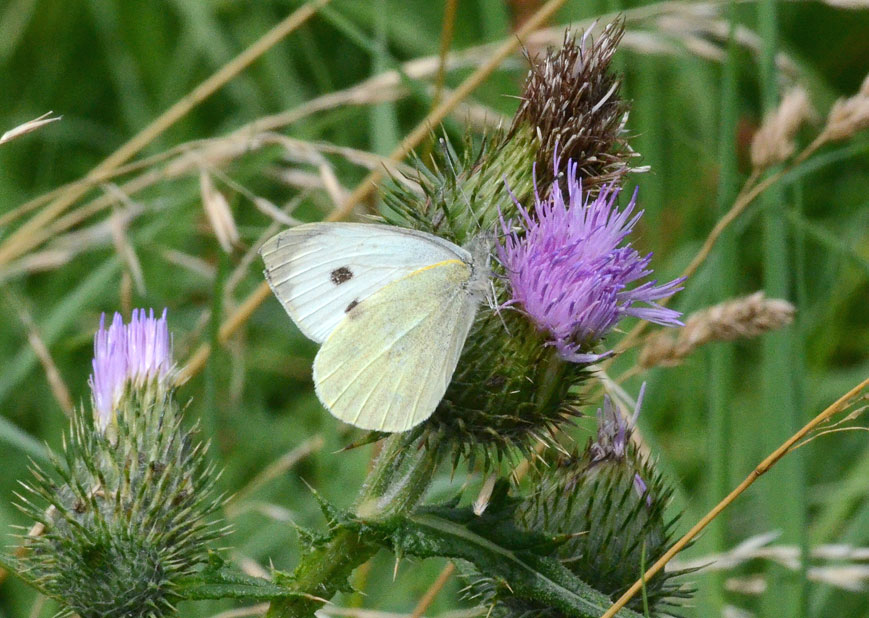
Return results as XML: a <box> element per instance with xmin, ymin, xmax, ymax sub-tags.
<box><xmin>820</xmin><ymin>73</ymin><xmax>869</xmax><ymax>142</ymax></box>
<box><xmin>199</xmin><ymin>170</ymin><xmax>239</xmax><ymax>253</ymax></box>
<box><xmin>639</xmin><ymin>291</ymin><xmax>796</xmax><ymax>368</ymax></box>
<box><xmin>751</xmin><ymin>87</ymin><xmax>814</xmax><ymax>169</ymax></box>
<box><xmin>0</xmin><ymin>112</ymin><xmax>61</xmax><ymax>146</ymax></box>
<box><xmin>511</xmin><ymin>21</ymin><xmax>636</xmax><ymax>192</ymax></box>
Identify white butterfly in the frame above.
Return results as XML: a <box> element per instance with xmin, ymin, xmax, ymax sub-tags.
<box><xmin>260</xmin><ymin>222</ymin><xmax>489</xmax><ymax>432</ymax></box>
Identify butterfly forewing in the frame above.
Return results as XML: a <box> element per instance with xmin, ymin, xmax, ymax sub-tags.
<box><xmin>312</xmin><ymin>259</ymin><xmax>478</xmax><ymax>432</ymax></box>
<box><xmin>260</xmin><ymin>223</ymin><xmax>469</xmax><ymax>343</ymax></box>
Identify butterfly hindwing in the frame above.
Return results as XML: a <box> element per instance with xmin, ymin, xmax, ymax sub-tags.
<box><xmin>260</xmin><ymin>222</ymin><xmax>469</xmax><ymax>343</ymax></box>
<box><xmin>312</xmin><ymin>259</ymin><xmax>478</xmax><ymax>432</ymax></box>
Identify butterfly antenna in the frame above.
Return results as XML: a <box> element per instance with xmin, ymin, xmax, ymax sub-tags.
<box><xmin>490</xmin><ymin>283</ymin><xmax>512</xmax><ymax>336</ymax></box>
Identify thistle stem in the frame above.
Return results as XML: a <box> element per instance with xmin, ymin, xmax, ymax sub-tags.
<box><xmin>355</xmin><ymin>428</ymin><xmax>441</xmax><ymax>520</ymax></box>
<box><xmin>265</xmin><ymin>527</ymin><xmax>377</xmax><ymax>618</ymax></box>
<box><xmin>266</xmin><ymin>430</ymin><xmax>441</xmax><ymax>617</ymax></box>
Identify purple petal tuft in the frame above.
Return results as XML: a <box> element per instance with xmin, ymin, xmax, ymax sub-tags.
<box><xmin>89</xmin><ymin>308</ymin><xmax>172</xmax><ymax>430</ymax></box>
<box><xmin>498</xmin><ymin>159</ymin><xmax>684</xmax><ymax>362</ymax></box>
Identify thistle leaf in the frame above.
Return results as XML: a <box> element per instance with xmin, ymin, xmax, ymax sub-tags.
<box><xmin>370</xmin><ymin>488</ymin><xmax>642</xmax><ymax>618</ymax></box>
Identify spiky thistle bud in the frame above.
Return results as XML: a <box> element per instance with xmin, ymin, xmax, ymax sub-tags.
<box><xmin>16</xmin><ymin>309</ymin><xmax>225</xmax><ymax>618</ymax></box>
<box><xmin>468</xmin><ymin>387</ymin><xmax>690</xmax><ymax>616</ymax></box>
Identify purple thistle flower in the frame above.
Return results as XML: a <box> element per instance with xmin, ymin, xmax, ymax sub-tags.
<box><xmin>590</xmin><ymin>383</ymin><xmax>651</xmax><ymax>505</ymax></box>
<box><xmin>89</xmin><ymin>308</ymin><xmax>172</xmax><ymax>430</ymax></box>
<box><xmin>589</xmin><ymin>383</ymin><xmax>644</xmax><ymax>464</ymax></box>
<box><xmin>498</xmin><ymin>159</ymin><xmax>684</xmax><ymax>362</ymax></box>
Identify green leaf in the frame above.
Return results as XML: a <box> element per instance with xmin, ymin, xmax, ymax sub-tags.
<box><xmin>177</xmin><ymin>557</ymin><xmax>312</xmax><ymax>602</ymax></box>
<box><xmin>369</xmin><ymin>487</ymin><xmax>643</xmax><ymax>618</ymax></box>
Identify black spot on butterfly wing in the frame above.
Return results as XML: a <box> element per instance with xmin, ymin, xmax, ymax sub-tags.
<box><xmin>331</xmin><ymin>266</ymin><xmax>353</xmax><ymax>285</ymax></box>
<box><xmin>345</xmin><ymin>299</ymin><xmax>359</xmax><ymax>313</ymax></box>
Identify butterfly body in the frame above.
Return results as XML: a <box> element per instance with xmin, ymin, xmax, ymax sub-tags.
<box><xmin>261</xmin><ymin>222</ymin><xmax>488</xmax><ymax>432</ymax></box>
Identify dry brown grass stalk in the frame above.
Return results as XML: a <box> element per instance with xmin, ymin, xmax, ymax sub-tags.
<box><xmin>608</xmin><ymin>117</ymin><xmax>832</xmax><ymax>367</ymax></box>
<box><xmin>751</xmin><ymin>87</ymin><xmax>814</xmax><ymax>169</ymax></box>
<box><xmin>617</xmin><ymin>72</ymin><xmax>869</xmax><ymax>367</ymax></box>
<box><xmin>104</xmin><ymin>185</ymin><xmax>147</xmax><ymax>295</ymax></box>
<box><xmin>7</xmin><ymin>133</ymin><xmax>416</xmax><ymax>272</ymax></box>
<box><xmin>4</xmin><ymin>293</ymin><xmax>73</xmax><ymax>417</ymax></box>
<box><xmin>410</xmin><ymin>563</ymin><xmax>457</xmax><ymax>618</ymax></box>
<box><xmin>1</xmin><ymin>3</ymin><xmax>795</xmax><ymax>265</ymax></box>
<box><xmin>0</xmin><ymin>0</ymin><xmax>331</xmax><ymax>268</ymax></box>
<box><xmin>225</xmin><ymin>191</ymin><xmax>310</xmax><ymax>296</ymax></box>
<box><xmin>0</xmin><ymin>203</ymin><xmax>144</xmax><ymax>285</ymax></box>
<box><xmin>328</xmin><ymin>0</ymin><xmax>570</xmax><ymax>223</ymax></box>
<box><xmin>639</xmin><ymin>292</ymin><xmax>795</xmax><ymax>368</ymax></box>
<box><xmin>160</xmin><ymin>249</ymin><xmax>215</xmax><ymax>281</ymax></box>
<box><xmin>225</xmin><ymin>435</ymin><xmax>325</xmax><ymax>518</ymax></box>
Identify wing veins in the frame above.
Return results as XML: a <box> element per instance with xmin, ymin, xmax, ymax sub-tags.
<box><xmin>318</xmin><ymin>307</ymin><xmax>434</xmax><ymax>387</ymax></box>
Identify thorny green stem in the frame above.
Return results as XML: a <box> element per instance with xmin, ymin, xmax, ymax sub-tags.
<box><xmin>355</xmin><ymin>428</ymin><xmax>441</xmax><ymax>520</ymax></box>
<box><xmin>265</xmin><ymin>430</ymin><xmax>441</xmax><ymax>617</ymax></box>
<box><xmin>265</xmin><ymin>527</ymin><xmax>378</xmax><ymax>618</ymax></box>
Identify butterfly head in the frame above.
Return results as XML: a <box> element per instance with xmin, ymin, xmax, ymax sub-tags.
<box><xmin>463</xmin><ymin>233</ymin><xmax>494</xmax><ymax>304</ymax></box>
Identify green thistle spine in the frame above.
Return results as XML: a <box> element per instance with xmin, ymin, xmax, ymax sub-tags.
<box><xmin>17</xmin><ymin>383</ymin><xmax>225</xmax><ymax>618</ymax></box>
<box><xmin>510</xmin><ymin>442</ymin><xmax>689</xmax><ymax>615</ymax></box>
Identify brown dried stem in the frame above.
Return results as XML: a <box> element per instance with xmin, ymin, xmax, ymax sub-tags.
<box><xmin>609</xmin><ymin>129</ymin><xmax>828</xmax><ymax>363</ymax></box>
<box><xmin>0</xmin><ymin>0</ymin><xmax>332</xmax><ymax>269</ymax></box>
<box><xmin>327</xmin><ymin>0</ymin><xmax>569</xmax><ymax>224</ymax></box>
<box><xmin>2</xmin><ymin>2</ymin><xmax>795</xmax><ymax>246</ymax></box>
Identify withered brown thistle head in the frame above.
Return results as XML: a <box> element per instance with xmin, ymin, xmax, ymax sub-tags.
<box><xmin>511</xmin><ymin>20</ymin><xmax>637</xmax><ymax>192</ymax></box>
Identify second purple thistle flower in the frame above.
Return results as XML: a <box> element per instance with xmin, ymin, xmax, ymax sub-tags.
<box><xmin>89</xmin><ymin>308</ymin><xmax>172</xmax><ymax>430</ymax></box>
<box><xmin>498</xmin><ymin>159</ymin><xmax>685</xmax><ymax>363</ymax></box>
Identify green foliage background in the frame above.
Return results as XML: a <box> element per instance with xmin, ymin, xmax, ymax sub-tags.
<box><xmin>0</xmin><ymin>1</ymin><xmax>867</xmax><ymax>616</ymax></box>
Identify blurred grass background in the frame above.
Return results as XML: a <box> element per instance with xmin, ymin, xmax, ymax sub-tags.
<box><xmin>1</xmin><ymin>0</ymin><xmax>868</xmax><ymax>616</ymax></box>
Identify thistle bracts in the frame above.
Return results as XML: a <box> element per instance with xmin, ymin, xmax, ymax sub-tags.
<box><xmin>516</xmin><ymin>394</ymin><xmax>687</xmax><ymax>613</ymax></box>
<box><xmin>380</xmin><ymin>131</ymin><xmax>537</xmax><ymax>245</ymax></box>
<box><xmin>15</xmin><ymin>310</ymin><xmax>225</xmax><ymax>618</ymax></box>
<box><xmin>466</xmin><ymin>392</ymin><xmax>689</xmax><ymax>616</ymax></box>
<box><xmin>427</xmin><ymin>305</ymin><xmax>590</xmax><ymax>468</ymax></box>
